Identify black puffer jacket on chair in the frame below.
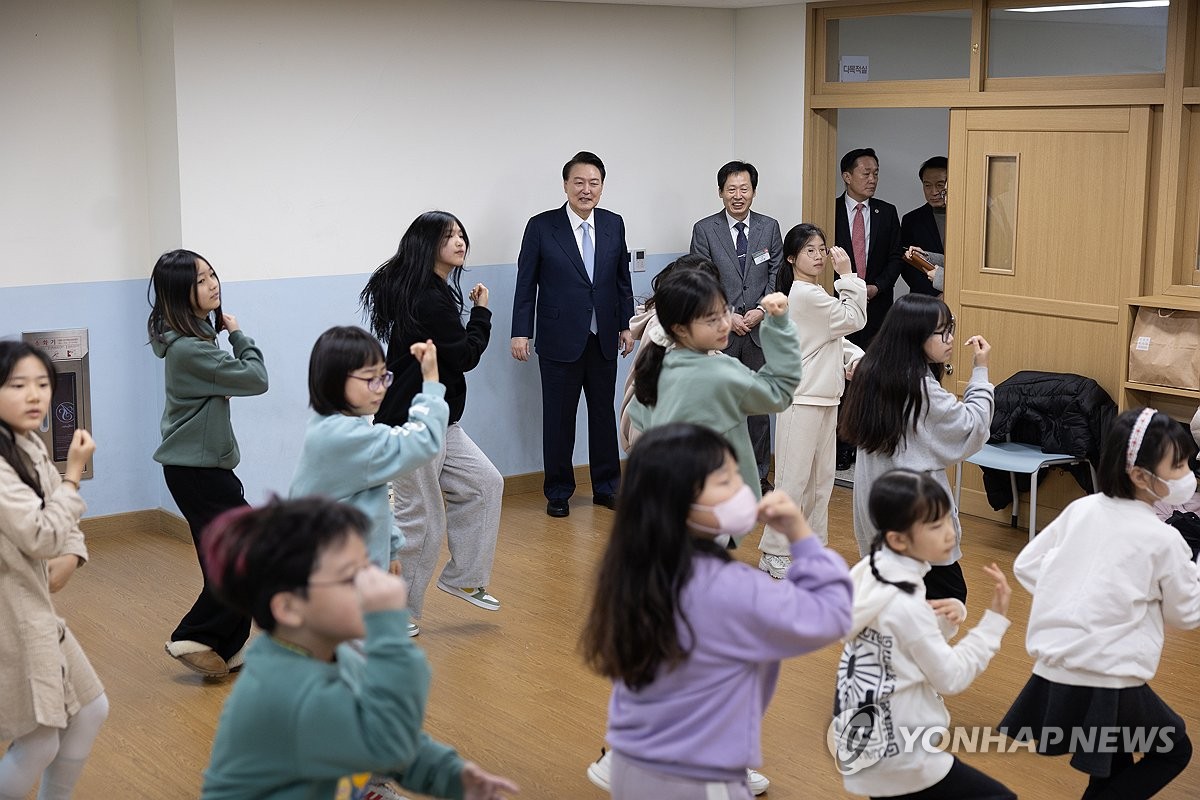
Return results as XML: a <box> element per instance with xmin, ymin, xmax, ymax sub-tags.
<box><xmin>981</xmin><ymin>370</ymin><xmax>1116</xmax><ymax>511</ymax></box>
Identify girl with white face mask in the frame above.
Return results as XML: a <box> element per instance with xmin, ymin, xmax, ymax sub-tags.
<box><xmin>1000</xmin><ymin>407</ymin><xmax>1200</xmax><ymax>799</ymax></box>
<box><xmin>580</xmin><ymin>423</ymin><xmax>853</xmax><ymax>800</ymax></box>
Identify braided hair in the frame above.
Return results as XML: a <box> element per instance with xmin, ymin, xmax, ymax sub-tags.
<box><xmin>866</xmin><ymin>469</ymin><xmax>952</xmax><ymax>594</ymax></box>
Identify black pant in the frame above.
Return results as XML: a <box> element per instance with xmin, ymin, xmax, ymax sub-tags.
<box><xmin>538</xmin><ymin>333</ymin><xmax>620</xmax><ymax>501</ymax></box>
<box><xmin>924</xmin><ymin>561</ymin><xmax>967</xmax><ymax>604</ymax></box>
<box><xmin>1081</xmin><ymin>731</ymin><xmax>1192</xmax><ymax>799</ymax></box>
<box><xmin>163</xmin><ymin>465</ymin><xmax>252</xmax><ymax>660</ymax></box>
<box><xmin>873</xmin><ymin>757</ymin><xmax>1015</xmax><ymax>800</ymax></box>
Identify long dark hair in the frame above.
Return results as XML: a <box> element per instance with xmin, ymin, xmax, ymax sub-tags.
<box><xmin>1098</xmin><ymin>407</ymin><xmax>1197</xmax><ymax>500</ymax></box>
<box><xmin>359</xmin><ymin>211</ymin><xmax>469</xmax><ymax>343</ymax></box>
<box><xmin>839</xmin><ymin>293</ymin><xmax>951</xmax><ymax>455</ymax></box>
<box><xmin>776</xmin><ymin>223</ymin><xmax>826</xmax><ymax>296</ymax></box>
<box><xmin>867</xmin><ymin>470</ymin><xmax>952</xmax><ymax>594</ymax></box>
<box><xmin>0</xmin><ymin>341</ymin><xmax>57</xmax><ymax>501</ymax></box>
<box><xmin>147</xmin><ymin>249</ymin><xmax>223</xmax><ymax>342</ymax></box>
<box><xmin>632</xmin><ymin>269</ymin><xmax>727</xmax><ymax>407</ymax></box>
<box><xmin>643</xmin><ymin>254</ymin><xmax>720</xmax><ymax>312</ymax></box>
<box><xmin>580</xmin><ymin>423</ymin><xmax>733</xmax><ymax>690</ymax></box>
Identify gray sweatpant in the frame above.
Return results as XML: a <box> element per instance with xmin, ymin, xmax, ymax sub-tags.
<box><xmin>393</xmin><ymin>423</ymin><xmax>503</xmax><ymax>619</ymax></box>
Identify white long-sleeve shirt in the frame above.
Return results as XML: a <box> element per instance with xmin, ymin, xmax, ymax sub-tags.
<box><xmin>787</xmin><ymin>274</ymin><xmax>866</xmax><ymax>406</ymax></box>
<box><xmin>1015</xmin><ymin>492</ymin><xmax>1200</xmax><ymax>688</ymax></box>
<box><xmin>835</xmin><ymin>547</ymin><xmax>1009</xmax><ymax>797</ymax></box>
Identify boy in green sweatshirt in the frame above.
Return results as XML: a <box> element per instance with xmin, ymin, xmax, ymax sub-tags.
<box><xmin>199</xmin><ymin>497</ymin><xmax>517</xmax><ymax>800</ymax></box>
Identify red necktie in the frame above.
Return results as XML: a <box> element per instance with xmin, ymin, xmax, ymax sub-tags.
<box><xmin>852</xmin><ymin>203</ymin><xmax>867</xmax><ymax>280</ymax></box>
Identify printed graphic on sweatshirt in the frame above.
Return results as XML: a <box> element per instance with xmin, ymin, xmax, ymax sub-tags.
<box><xmin>831</xmin><ymin>626</ymin><xmax>897</xmax><ymax>773</ymax></box>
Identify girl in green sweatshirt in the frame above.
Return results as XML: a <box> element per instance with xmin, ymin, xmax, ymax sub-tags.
<box><xmin>147</xmin><ymin>249</ymin><xmax>268</xmax><ymax>680</ymax></box>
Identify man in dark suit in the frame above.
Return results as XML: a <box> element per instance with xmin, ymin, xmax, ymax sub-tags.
<box><xmin>835</xmin><ymin>147</ymin><xmax>906</xmax><ymax>349</ymax></box>
<box><xmin>511</xmin><ymin>151</ymin><xmax>634</xmax><ymax>518</ymax></box>
<box><xmin>835</xmin><ymin>147</ymin><xmax>906</xmax><ymax>470</ymax></box>
<box><xmin>900</xmin><ymin>155</ymin><xmax>948</xmax><ymax>297</ymax></box>
<box><xmin>689</xmin><ymin>160</ymin><xmax>783</xmax><ymax>493</ymax></box>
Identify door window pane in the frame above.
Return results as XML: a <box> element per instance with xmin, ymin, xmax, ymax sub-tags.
<box><xmin>825</xmin><ymin>10</ymin><xmax>971</xmax><ymax>82</ymax></box>
<box><xmin>988</xmin><ymin>3</ymin><xmax>1168</xmax><ymax>78</ymax></box>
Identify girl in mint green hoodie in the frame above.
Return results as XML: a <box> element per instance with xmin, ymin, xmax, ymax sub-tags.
<box><xmin>148</xmin><ymin>249</ymin><xmax>268</xmax><ymax>680</ymax></box>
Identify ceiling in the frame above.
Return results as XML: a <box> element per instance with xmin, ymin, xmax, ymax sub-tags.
<box><xmin>530</xmin><ymin>0</ymin><xmax>802</xmax><ymax>8</ymax></box>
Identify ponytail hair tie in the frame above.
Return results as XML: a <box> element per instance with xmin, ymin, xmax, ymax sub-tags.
<box><xmin>1126</xmin><ymin>407</ymin><xmax>1158</xmax><ymax>469</ymax></box>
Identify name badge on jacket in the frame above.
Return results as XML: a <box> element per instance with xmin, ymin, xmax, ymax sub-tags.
<box><xmin>753</xmin><ymin>248</ymin><xmax>770</xmax><ymax>265</ymax></box>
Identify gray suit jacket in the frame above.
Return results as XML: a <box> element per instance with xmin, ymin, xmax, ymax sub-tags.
<box><xmin>689</xmin><ymin>210</ymin><xmax>784</xmax><ymax>347</ymax></box>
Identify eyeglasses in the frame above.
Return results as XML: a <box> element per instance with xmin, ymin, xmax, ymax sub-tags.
<box><xmin>931</xmin><ymin>320</ymin><xmax>956</xmax><ymax>343</ymax></box>
<box><xmin>308</xmin><ymin>563</ymin><xmax>372</xmax><ymax>589</ymax></box>
<box><xmin>799</xmin><ymin>246</ymin><xmax>828</xmax><ymax>259</ymax></box>
<box><xmin>348</xmin><ymin>371</ymin><xmax>394</xmax><ymax>392</ymax></box>
<box><xmin>699</xmin><ymin>306</ymin><xmax>734</xmax><ymax>329</ymax></box>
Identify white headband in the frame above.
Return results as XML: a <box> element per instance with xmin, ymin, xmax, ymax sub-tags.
<box><xmin>1126</xmin><ymin>407</ymin><xmax>1158</xmax><ymax>469</ymax></box>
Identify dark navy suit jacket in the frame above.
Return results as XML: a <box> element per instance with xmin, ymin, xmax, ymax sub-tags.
<box><xmin>899</xmin><ymin>202</ymin><xmax>944</xmax><ymax>296</ymax></box>
<box><xmin>835</xmin><ymin>194</ymin><xmax>905</xmax><ymax>346</ymax></box>
<box><xmin>511</xmin><ymin>205</ymin><xmax>633</xmax><ymax>362</ymax></box>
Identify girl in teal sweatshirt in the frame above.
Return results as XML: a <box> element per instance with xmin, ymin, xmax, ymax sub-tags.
<box><xmin>148</xmin><ymin>249</ymin><xmax>268</xmax><ymax>680</ymax></box>
<box><xmin>289</xmin><ymin>326</ymin><xmax>448</xmax><ymax>593</ymax></box>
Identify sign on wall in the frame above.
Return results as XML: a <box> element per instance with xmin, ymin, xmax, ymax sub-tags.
<box><xmin>840</xmin><ymin>56</ymin><xmax>870</xmax><ymax>82</ymax></box>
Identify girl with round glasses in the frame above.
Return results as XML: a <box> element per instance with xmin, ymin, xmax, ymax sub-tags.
<box><xmin>360</xmin><ymin>211</ymin><xmax>505</xmax><ymax>636</ymax></box>
<box><xmin>290</xmin><ymin>325</ymin><xmax>449</xmax><ymax>582</ymax></box>
<box><xmin>838</xmin><ymin>293</ymin><xmax>994</xmax><ymax>604</ymax></box>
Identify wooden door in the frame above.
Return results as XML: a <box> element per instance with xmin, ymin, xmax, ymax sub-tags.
<box><xmin>945</xmin><ymin>106</ymin><xmax>1150</xmax><ymax>523</ymax></box>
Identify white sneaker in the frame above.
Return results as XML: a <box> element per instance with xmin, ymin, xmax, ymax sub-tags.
<box><xmin>586</xmin><ymin>748</ymin><xmax>770</xmax><ymax>796</ymax></box>
<box><xmin>586</xmin><ymin>748</ymin><xmax>611</xmax><ymax>790</ymax></box>
<box><xmin>747</xmin><ymin>768</ymin><xmax>770</xmax><ymax>795</ymax></box>
<box><xmin>406</xmin><ymin>621</ymin><xmax>419</xmax><ymax>638</ymax></box>
<box><xmin>436</xmin><ymin>580</ymin><xmax>500</xmax><ymax>611</ymax></box>
<box><xmin>758</xmin><ymin>553</ymin><xmax>791</xmax><ymax>580</ymax></box>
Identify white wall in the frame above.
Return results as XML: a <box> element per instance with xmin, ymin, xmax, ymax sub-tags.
<box><xmin>171</xmin><ymin>0</ymin><xmax>737</xmax><ymax>282</ymax></box>
<box><xmin>733</xmin><ymin>3</ymin><xmax>808</xmax><ymax>228</ymax></box>
<box><xmin>0</xmin><ymin>0</ymin><xmax>152</xmax><ymax>287</ymax></box>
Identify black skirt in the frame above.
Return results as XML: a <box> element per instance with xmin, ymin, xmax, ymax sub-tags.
<box><xmin>999</xmin><ymin>674</ymin><xmax>1186</xmax><ymax>777</ymax></box>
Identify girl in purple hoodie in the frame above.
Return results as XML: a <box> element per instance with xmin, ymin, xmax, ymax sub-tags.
<box><xmin>581</xmin><ymin>422</ymin><xmax>853</xmax><ymax>800</ymax></box>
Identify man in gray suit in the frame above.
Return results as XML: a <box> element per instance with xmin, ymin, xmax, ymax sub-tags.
<box><xmin>689</xmin><ymin>160</ymin><xmax>784</xmax><ymax>492</ymax></box>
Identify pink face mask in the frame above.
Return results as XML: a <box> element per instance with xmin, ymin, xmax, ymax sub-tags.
<box><xmin>689</xmin><ymin>484</ymin><xmax>759</xmax><ymax>539</ymax></box>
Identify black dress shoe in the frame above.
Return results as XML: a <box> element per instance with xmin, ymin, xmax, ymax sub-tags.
<box><xmin>836</xmin><ymin>456</ymin><xmax>854</xmax><ymax>472</ymax></box>
<box><xmin>592</xmin><ymin>493</ymin><xmax>617</xmax><ymax>509</ymax></box>
<box><xmin>546</xmin><ymin>499</ymin><xmax>570</xmax><ymax>517</ymax></box>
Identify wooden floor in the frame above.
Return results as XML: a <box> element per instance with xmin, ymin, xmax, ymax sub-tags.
<box><xmin>19</xmin><ymin>485</ymin><xmax>1200</xmax><ymax>799</ymax></box>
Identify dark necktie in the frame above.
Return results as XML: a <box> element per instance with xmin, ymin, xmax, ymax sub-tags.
<box><xmin>735</xmin><ymin>221</ymin><xmax>747</xmax><ymax>276</ymax></box>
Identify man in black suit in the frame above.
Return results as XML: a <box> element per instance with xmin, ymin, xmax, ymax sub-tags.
<box><xmin>834</xmin><ymin>148</ymin><xmax>906</xmax><ymax>470</ymax></box>
<box><xmin>689</xmin><ymin>160</ymin><xmax>783</xmax><ymax>492</ymax></box>
<box><xmin>511</xmin><ymin>151</ymin><xmax>634</xmax><ymax>518</ymax></box>
<box><xmin>835</xmin><ymin>147</ymin><xmax>906</xmax><ymax>349</ymax></box>
<box><xmin>900</xmin><ymin>155</ymin><xmax>948</xmax><ymax>297</ymax></box>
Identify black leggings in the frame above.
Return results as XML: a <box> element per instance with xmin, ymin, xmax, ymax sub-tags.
<box><xmin>873</xmin><ymin>757</ymin><xmax>1015</xmax><ymax>799</ymax></box>
<box><xmin>164</xmin><ymin>465</ymin><xmax>252</xmax><ymax>660</ymax></box>
<box><xmin>1081</xmin><ymin>731</ymin><xmax>1192</xmax><ymax>800</ymax></box>
<box><xmin>924</xmin><ymin>561</ymin><xmax>967</xmax><ymax>604</ymax></box>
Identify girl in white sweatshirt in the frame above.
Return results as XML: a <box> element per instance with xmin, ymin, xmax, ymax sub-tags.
<box><xmin>832</xmin><ymin>469</ymin><xmax>1013</xmax><ymax>799</ymax></box>
<box><xmin>758</xmin><ymin>223</ymin><xmax>866</xmax><ymax>578</ymax></box>
<box><xmin>838</xmin><ymin>293</ymin><xmax>994</xmax><ymax>603</ymax></box>
<box><xmin>1000</xmin><ymin>407</ymin><xmax>1200</xmax><ymax>799</ymax></box>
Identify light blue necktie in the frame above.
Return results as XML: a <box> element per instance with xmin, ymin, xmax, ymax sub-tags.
<box><xmin>581</xmin><ymin>221</ymin><xmax>595</xmax><ymax>282</ymax></box>
<box><xmin>581</xmin><ymin>221</ymin><xmax>597</xmax><ymax>333</ymax></box>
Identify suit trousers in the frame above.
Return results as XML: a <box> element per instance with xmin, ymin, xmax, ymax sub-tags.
<box><xmin>162</xmin><ymin>465</ymin><xmax>252</xmax><ymax>660</ymax></box>
<box><xmin>393</xmin><ymin>423</ymin><xmax>504</xmax><ymax>619</ymax></box>
<box><xmin>723</xmin><ymin>332</ymin><xmax>771</xmax><ymax>479</ymax></box>
<box><xmin>537</xmin><ymin>333</ymin><xmax>621</xmax><ymax>500</ymax></box>
<box><xmin>760</xmin><ymin>404</ymin><xmax>836</xmax><ymax>554</ymax></box>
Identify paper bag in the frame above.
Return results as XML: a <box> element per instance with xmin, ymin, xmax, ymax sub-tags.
<box><xmin>1128</xmin><ymin>307</ymin><xmax>1200</xmax><ymax>390</ymax></box>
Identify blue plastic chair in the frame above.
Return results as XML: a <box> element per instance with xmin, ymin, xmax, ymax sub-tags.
<box><xmin>953</xmin><ymin>442</ymin><xmax>1097</xmax><ymax>540</ymax></box>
